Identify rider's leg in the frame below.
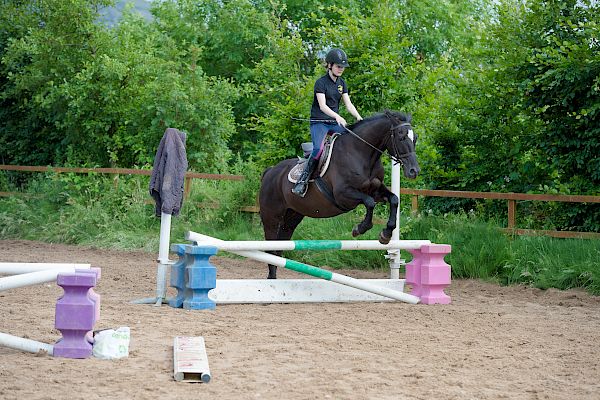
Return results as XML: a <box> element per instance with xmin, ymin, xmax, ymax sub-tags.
<box><xmin>291</xmin><ymin>157</ymin><xmax>318</xmax><ymax>197</ymax></box>
<box><xmin>291</xmin><ymin>123</ymin><xmax>328</xmax><ymax>197</ymax></box>
<box><xmin>330</xmin><ymin>123</ymin><xmax>347</xmax><ymax>135</ymax></box>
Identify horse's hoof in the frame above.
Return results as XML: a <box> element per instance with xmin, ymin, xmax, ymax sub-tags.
<box><xmin>379</xmin><ymin>232</ymin><xmax>391</xmax><ymax>244</ymax></box>
<box><xmin>352</xmin><ymin>227</ymin><xmax>360</xmax><ymax>237</ymax></box>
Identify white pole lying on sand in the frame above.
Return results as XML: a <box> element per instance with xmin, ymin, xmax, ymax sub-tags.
<box><xmin>0</xmin><ymin>332</ymin><xmax>54</xmax><ymax>355</ymax></box>
<box><xmin>0</xmin><ymin>269</ymin><xmax>82</xmax><ymax>292</ymax></box>
<box><xmin>0</xmin><ymin>263</ymin><xmax>90</xmax><ymax>274</ymax></box>
<box><xmin>186</xmin><ymin>231</ymin><xmax>420</xmax><ymax>305</ymax></box>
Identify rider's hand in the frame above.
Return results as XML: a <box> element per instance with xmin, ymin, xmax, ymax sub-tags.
<box><xmin>336</xmin><ymin>115</ymin><xmax>347</xmax><ymax>127</ymax></box>
<box><xmin>356</xmin><ymin>115</ymin><xmax>363</xmax><ymax>121</ymax></box>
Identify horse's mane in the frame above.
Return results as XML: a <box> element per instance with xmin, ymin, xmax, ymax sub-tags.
<box><xmin>348</xmin><ymin>110</ymin><xmax>411</xmax><ymax>130</ymax></box>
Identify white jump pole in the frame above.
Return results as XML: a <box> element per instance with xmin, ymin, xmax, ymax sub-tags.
<box><xmin>0</xmin><ymin>332</ymin><xmax>54</xmax><ymax>355</ymax></box>
<box><xmin>387</xmin><ymin>162</ymin><xmax>403</xmax><ymax>279</ymax></box>
<box><xmin>130</xmin><ymin>212</ymin><xmax>174</xmax><ymax>305</ymax></box>
<box><xmin>182</xmin><ymin>239</ymin><xmax>430</xmax><ymax>252</ymax></box>
<box><xmin>155</xmin><ymin>211</ymin><xmax>173</xmax><ymax>306</ymax></box>
<box><xmin>186</xmin><ymin>231</ymin><xmax>420</xmax><ymax>304</ymax></box>
<box><xmin>0</xmin><ymin>268</ymin><xmax>83</xmax><ymax>292</ymax></box>
<box><xmin>0</xmin><ymin>263</ymin><xmax>90</xmax><ymax>274</ymax></box>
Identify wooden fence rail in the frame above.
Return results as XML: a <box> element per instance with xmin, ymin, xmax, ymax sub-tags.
<box><xmin>0</xmin><ymin>164</ymin><xmax>244</xmax><ymax>201</ymax></box>
<box><xmin>399</xmin><ymin>188</ymin><xmax>600</xmax><ymax>239</ymax></box>
<box><xmin>1</xmin><ymin>165</ymin><xmax>598</xmax><ymax>239</ymax></box>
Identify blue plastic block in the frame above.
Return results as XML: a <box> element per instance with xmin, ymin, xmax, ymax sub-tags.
<box><xmin>169</xmin><ymin>244</ymin><xmax>189</xmax><ymax>308</ymax></box>
<box><xmin>183</xmin><ymin>245</ymin><xmax>217</xmax><ymax>310</ymax></box>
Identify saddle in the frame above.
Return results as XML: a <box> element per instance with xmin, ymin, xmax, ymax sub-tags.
<box><xmin>288</xmin><ymin>133</ymin><xmax>341</xmax><ymax>184</ymax></box>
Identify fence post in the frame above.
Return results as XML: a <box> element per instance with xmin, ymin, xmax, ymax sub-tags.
<box><xmin>507</xmin><ymin>199</ymin><xmax>516</xmax><ymax>231</ymax></box>
<box><xmin>411</xmin><ymin>195</ymin><xmax>418</xmax><ymax>216</ymax></box>
<box><xmin>113</xmin><ymin>174</ymin><xmax>119</xmax><ymax>191</ymax></box>
<box><xmin>184</xmin><ymin>176</ymin><xmax>192</xmax><ymax>199</ymax></box>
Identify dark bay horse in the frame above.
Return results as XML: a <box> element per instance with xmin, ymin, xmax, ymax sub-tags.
<box><xmin>259</xmin><ymin>110</ymin><xmax>420</xmax><ymax>278</ymax></box>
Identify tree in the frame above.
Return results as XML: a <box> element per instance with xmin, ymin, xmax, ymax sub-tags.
<box><xmin>1</xmin><ymin>0</ymin><xmax>240</xmax><ymax>171</ymax></box>
<box><xmin>1</xmin><ymin>0</ymin><xmax>113</xmax><ymax>165</ymax></box>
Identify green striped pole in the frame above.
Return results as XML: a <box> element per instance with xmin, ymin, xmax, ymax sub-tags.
<box><xmin>186</xmin><ymin>231</ymin><xmax>430</xmax><ymax>251</ymax></box>
<box><xmin>185</xmin><ymin>232</ymin><xmax>420</xmax><ymax>304</ymax></box>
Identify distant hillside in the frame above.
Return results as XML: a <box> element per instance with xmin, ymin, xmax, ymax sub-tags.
<box><xmin>98</xmin><ymin>0</ymin><xmax>153</xmax><ymax>27</ymax></box>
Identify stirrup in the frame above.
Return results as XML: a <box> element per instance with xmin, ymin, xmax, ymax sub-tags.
<box><xmin>291</xmin><ymin>182</ymin><xmax>308</xmax><ymax>197</ymax></box>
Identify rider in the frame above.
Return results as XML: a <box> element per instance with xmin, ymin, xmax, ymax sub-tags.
<box><xmin>291</xmin><ymin>48</ymin><xmax>363</xmax><ymax>197</ymax></box>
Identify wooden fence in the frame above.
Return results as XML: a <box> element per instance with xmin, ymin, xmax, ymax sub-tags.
<box><xmin>399</xmin><ymin>188</ymin><xmax>600</xmax><ymax>239</ymax></box>
<box><xmin>1</xmin><ymin>165</ymin><xmax>599</xmax><ymax>239</ymax></box>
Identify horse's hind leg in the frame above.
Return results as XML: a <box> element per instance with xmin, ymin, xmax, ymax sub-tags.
<box><xmin>267</xmin><ymin>210</ymin><xmax>304</xmax><ymax>279</ymax></box>
<box><xmin>261</xmin><ymin>216</ymin><xmax>282</xmax><ymax>279</ymax></box>
<box><xmin>278</xmin><ymin>209</ymin><xmax>305</xmax><ymax>241</ymax></box>
<box><xmin>261</xmin><ymin>208</ymin><xmax>304</xmax><ymax>279</ymax></box>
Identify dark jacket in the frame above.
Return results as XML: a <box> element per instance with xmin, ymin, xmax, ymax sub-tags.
<box><xmin>149</xmin><ymin>128</ymin><xmax>188</xmax><ymax>216</ymax></box>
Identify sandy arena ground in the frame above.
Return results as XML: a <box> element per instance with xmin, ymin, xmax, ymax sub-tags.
<box><xmin>0</xmin><ymin>240</ymin><xmax>599</xmax><ymax>400</ymax></box>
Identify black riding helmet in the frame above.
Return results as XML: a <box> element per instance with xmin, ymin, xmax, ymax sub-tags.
<box><xmin>325</xmin><ymin>48</ymin><xmax>350</xmax><ymax>67</ymax></box>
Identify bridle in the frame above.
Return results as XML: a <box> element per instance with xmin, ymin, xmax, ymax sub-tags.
<box><xmin>343</xmin><ymin>112</ymin><xmax>415</xmax><ymax>165</ymax></box>
<box><xmin>385</xmin><ymin>111</ymin><xmax>415</xmax><ymax>166</ymax></box>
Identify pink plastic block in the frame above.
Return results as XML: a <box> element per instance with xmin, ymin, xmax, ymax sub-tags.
<box><xmin>405</xmin><ymin>248</ymin><xmax>423</xmax><ymax>297</ymax></box>
<box><xmin>419</xmin><ymin>244</ymin><xmax>451</xmax><ymax>304</ymax></box>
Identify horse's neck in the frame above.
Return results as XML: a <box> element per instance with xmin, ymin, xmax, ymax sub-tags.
<box><xmin>349</xmin><ymin>118</ymin><xmax>390</xmax><ymax>162</ymax></box>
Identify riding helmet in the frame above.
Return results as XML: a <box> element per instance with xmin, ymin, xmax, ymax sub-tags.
<box><xmin>325</xmin><ymin>48</ymin><xmax>350</xmax><ymax>67</ymax></box>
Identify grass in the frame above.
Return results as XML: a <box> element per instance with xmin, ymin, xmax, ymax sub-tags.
<box><xmin>1</xmin><ymin>171</ymin><xmax>599</xmax><ymax>295</ymax></box>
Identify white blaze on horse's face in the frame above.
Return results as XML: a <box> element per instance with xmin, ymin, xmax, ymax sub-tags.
<box><xmin>408</xmin><ymin>129</ymin><xmax>414</xmax><ymax>143</ymax></box>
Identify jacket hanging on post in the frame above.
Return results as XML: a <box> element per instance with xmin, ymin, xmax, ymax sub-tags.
<box><xmin>149</xmin><ymin>128</ymin><xmax>188</xmax><ymax>217</ymax></box>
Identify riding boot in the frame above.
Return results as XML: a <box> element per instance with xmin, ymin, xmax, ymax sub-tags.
<box><xmin>291</xmin><ymin>157</ymin><xmax>318</xmax><ymax>197</ymax></box>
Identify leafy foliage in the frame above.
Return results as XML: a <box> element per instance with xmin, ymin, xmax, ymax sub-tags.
<box><xmin>1</xmin><ymin>0</ymin><xmax>598</xmax><ymax>231</ymax></box>
<box><xmin>1</xmin><ymin>0</ymin><xmax>238</xmax><ymax>171</ymax></box>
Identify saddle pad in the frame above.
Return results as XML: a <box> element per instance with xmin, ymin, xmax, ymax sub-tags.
<box><xmin>287</xmin><ymin>134</ymin><xmax>340</xmax><ymax>184</ymax></box>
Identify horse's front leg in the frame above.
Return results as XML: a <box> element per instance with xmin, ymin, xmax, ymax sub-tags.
<box><xmin>344</xmin><ymin>191</ymin><xmax>376</xmax><ymax>238</ymax></box>
<box><xmin>375</xmin><ymin>186</ymin><xmax>399</xmax><ymax>244</ymax></box>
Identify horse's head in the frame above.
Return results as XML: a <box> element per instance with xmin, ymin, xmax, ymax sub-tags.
<box><xmin>384</xmin><ymin>111</ymin><xmax>420</xmax><ymax>179</ymax></box>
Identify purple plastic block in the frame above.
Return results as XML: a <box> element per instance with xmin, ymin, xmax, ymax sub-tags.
<box><xmin>419</xmin><ymin>244</ymin><xmax>452</xmax><ymax>304</ymax></box>
<box><xmin>54</xmin><ymin>272</ymin><xmax>98</xmax><ymax>358</ymax></box>
<box><xmin>76</xmin><ymin>268</ymin><xmax>101</xmax><ymax>343</ymax></box>
<box><xmin>76</xmin><ymin>268</ymin><xmax>101</xmax><ymax>320</ymax></box>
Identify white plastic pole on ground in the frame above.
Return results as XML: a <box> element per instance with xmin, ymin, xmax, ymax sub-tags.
<box><xmin>0</xmin><ymin>269</ymin><xmax>80</xmax><ymax>292</ymax></box>
<box><xmin>186</xmin><ymin>231</ymin><xmax>420</xmax><ymax>304</ymax></box>
<box><xmin>387</xmin><ymin>162</ymin><xmax>402</xmax><ymax>279</ymax></box>
<box><xmin>174</xmin><ymin>336</ymin><xmax>211</xmax><ymax>383</ymax></box>
<box><xmin>0</xmin><ymin>332</ymin><xmax>54</xmax><ymax>355</ymax></box>
<box><xmin>154</xmin><ymin>212</ymin><xmax>173</xmax><ymax>306</ymax></box>
<box><xmin>0</xmin><ymin>263</ymin><xmax>90</xmax><ymax>275</ymax></box>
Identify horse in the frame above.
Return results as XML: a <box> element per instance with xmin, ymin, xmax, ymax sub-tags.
<box><xmin>259</xmin><ymin>110</ymin><xmax>420</xmax><ymax>279</ymax></box>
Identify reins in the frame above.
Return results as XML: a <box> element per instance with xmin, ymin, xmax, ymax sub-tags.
<box><xmin>291</xmin><ymin>113</ymin><xmax>413</xmax><ymax>165</ymax></box>
<box><xmin>344</xmin><ymin>115</ymin><xmax>412</xmax><ymax>166</ymax></box>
